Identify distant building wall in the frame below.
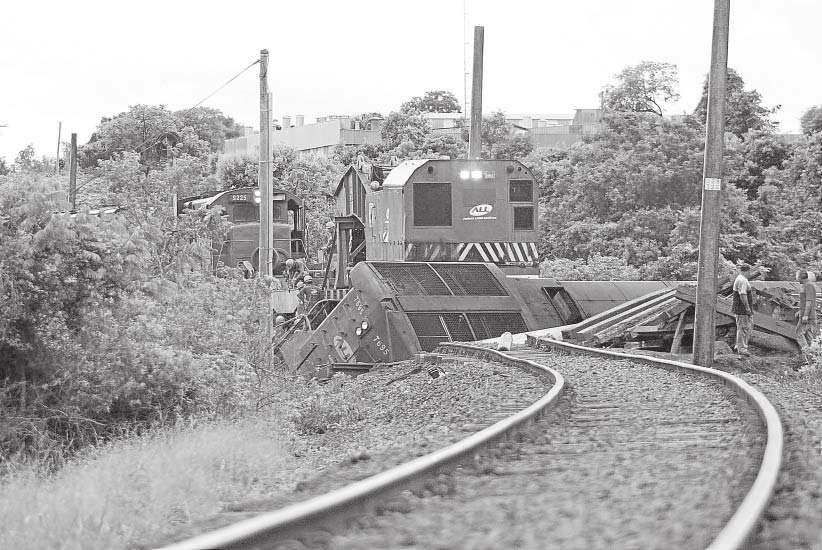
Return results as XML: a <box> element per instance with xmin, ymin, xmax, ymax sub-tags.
<box><xmin>222</xmin><ymin>108</ymin><xmax>603</xmax><ymax>157</ymax></box>
<box><xmin>222</xmin><ymin>117</ymin><xmax>381</xmax><ymax>159</ymax></box>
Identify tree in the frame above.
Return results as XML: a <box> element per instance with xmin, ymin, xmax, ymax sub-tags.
<box><xmin>600</xmin><ymin>61</ymin><xmax>680</xmax><ymax>116</ymax></box>
<box><xmin>800</xmin><ymin>105</ymin><xmax>822</xmax><ymax>136</ymax></box>
<box><xmin>218</xmin><ymin>156</ymin><xmax>258</xmax><ymax>189</ymax></box>
<box><xmin>728</xmin><ymin>129</ymin><xmax>793</xmax><ymax>199</ymax></box>
<box><xmin>401</xmin><ymin>90</ymin><xmax>461</xmax><ymax>114</ymax></box>
<box><xmin>81</xmin><ymin>104</ymin><xmax>180</xmax><ymax>170</ymax></box>
<box><xmin>175</xmin><ymin>107</ymin><xmax>245</xmax><ymax>152</ymax></box>
<box><xmin>380</xmin><ymin>111</ymin><xmax>431</xmax><ymax>150</ymax></box>
<box><xmin>14</xmin><ymin>144</ymin><xmax>43</xmax><ymax>172</ymax></box>
<box><xmin>0</xmin><ymin>157</ymin><xmax>8</xmax><ymax>176</ymax></box>
<box><xmin>458</xmin><ymin>111</ymin><xmax>529</xmax><ymax>159</ymax></box>
<box><xmin>694</xmin><ymin>68</ymin><xmax>778</xmax><ymax>138</ymax></box>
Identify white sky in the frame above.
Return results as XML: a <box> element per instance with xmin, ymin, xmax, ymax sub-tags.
<box><xmin>1</xmin><ymin>0</ymin><xmax>819</xmax><ymax>161</ymax></box>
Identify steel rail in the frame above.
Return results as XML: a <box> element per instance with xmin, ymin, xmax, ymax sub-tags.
<box><xmin>529</xmin><ymin>336</ymin><xmax>783</xmax><ymax>550</ymax></box>
<box><xmin>155</xmin><ymin>346</ymin><xmax>565</xmax><ymax>550</ymax></box>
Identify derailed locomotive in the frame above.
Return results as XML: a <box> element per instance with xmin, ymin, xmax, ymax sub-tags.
<box><xmin>279</xmin><ymin>158</ymin><xmax>681</xmax><ymax>376</ymax></box>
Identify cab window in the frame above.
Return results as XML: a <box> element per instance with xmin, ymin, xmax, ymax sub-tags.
<box><xmin>413</xmin><ymin>182</ymin><xmax>452</xmax><ymax>226</ymax></box>
<box><xmin>232</xmin><ymin>203</ymin><xmax>259</xmax><ymax>222</ymax></box>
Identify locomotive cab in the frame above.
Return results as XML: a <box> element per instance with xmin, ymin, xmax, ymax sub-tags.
<box><xmin>331</xmin><ymin>159</ymin><xmax>539</xmax><ymax>286</ymax></box>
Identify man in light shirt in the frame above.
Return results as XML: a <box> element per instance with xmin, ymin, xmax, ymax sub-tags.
<box><xmin>732</xmin><ymin>263</ymin><xmax>753</xmax><ymax>356</ymax></box>
<box><xmin>796</xmin><ymin>269</ymin><xmax>819</xmax><ymax>349</ymax></box>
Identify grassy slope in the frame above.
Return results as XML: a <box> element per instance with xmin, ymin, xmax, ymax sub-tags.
<box><xmin>0</xmin><ymin>417</ymin><xmax>293</xmax><ymax>550</ymax></box>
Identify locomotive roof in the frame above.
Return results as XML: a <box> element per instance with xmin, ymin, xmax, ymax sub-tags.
<box><xmin>381</xmin><ymin>159</ymin><xmax>430</xmax><ymax>189</ymax></box>
<box><xmin>182</xmin><ymin>186</ymin><xmax>297</xmax><ymax>209</ymax></box>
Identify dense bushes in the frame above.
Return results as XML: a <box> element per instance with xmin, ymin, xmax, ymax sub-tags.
<box><xmin>0</xmin><ymin>176</ymin><xmax>270</xmax><ymax>468</ymax></box>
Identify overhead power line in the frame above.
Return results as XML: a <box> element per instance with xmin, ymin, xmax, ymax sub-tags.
<box><xmin>76</xmin><ymin>57</ymin><xmax>261</xmax><ymax>194</ymax></box>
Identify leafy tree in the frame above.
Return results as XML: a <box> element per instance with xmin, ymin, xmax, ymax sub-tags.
<box><xmin>81</xmin><ymin>104</ymin><xmax>180</xmax><ymax>170</ymax></box>
<box><xmin>729</xmin><ymin>129</ymin><xmax>793</xmax><ymax>199</ymax></box>
<box><xmin>401</xmin><ymin>90</ymin><xmax>461</xmax><ymax>114</ymax></box>
<box><xmin>491</xmin><ymin>134</ymin><xmax>533</xmax><ymax>160</ymax></box>
<box><xmin>458</xmin><ymin>111</ymin><xmax>530</xmax><ymax>159</ymax></box>
<box><xmin>600</xmin><ymin>61</ymin><xmax>680</xmax><ymax>116</ymax></box>
<box><xmin>13</xmin><ymin>144</ymin><xmax>43</xmax><ymax>172</ymax></box>
<box><xmin>522</xmin><ymin>148</ymin><xmax>569</xmax><ymax>198</ymax></box>
<box><xmin>694</xmin><ymin>68</ymin><xmax>778</xmax><ymax>138</ymax></box>
<box><xmin>540</xmin><ymin>255</ymin><xmax>641</xmax><ymax>280</ymax></box>
<box><xmin>218</xmin><ymin>155</ymin><xmax>258</xmax><ymax>189</ymax></box>
<box><xmin>349</xmin><ymin>112</ymin><xmax>384</xmax><ymax>130</ymax></box>
<box><xmin>175</xmin><ymin>106</ymin><xmax>245</xmax><ymax>152</ymax></box>
<box><xmin>332</xmin><ymin>143</ymin><xmax>383</xmax><ymax>166</ymax></box>
<box><xmin>800</xmin><ymin>105</ymin><xmax>822</xmax><ymax>135</ymax></box>
<box><xmin>380</xmin><ymin>111</ymin><xmax>431</xmax><ymax>150</ymax></box>
<box><xmin>0</xmin><ymin>157</ymin><xmax>8</xmax><ymax>176</ymax></box>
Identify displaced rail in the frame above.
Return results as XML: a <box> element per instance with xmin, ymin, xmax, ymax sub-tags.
<box><xmin>156</xmin><ymin>338</ymin><xmax>781</xmax><ymax>550</ymax></box>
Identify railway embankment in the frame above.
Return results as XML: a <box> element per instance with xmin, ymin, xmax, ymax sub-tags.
<box><xmin>0</xmin><ymin>356</ymin><xmax>548</xmax><ymax>550</ymax></box>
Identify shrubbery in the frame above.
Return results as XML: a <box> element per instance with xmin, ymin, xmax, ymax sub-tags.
<box><xmin>0</xmin><ymin>174</ymin><xmax>270</xmax><ymax>469</ymax></box>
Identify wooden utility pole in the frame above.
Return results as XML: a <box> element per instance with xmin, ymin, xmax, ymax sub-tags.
<box><xmin>258</xmin><ymin>49</ymin><xmax>273</xmax><ymax>277</ymax></box>
<box><xmin>68</xmin><ymin>133</ymin><xmax>77</xmax><ymax>211</ymax></box>
<box><xmin>468</xmin><ymin>26</ymin><xmax>484</xmax><ymax>159</ymax></box>
<box><xmin>55</xmin><ymin>121</ymin><xmax>62</xmax><ymax>177</ymax></box>
<box><xmin>693</xmin><ymin>0</ymin><xmax>731</xmax><ymax>367</ymax></box>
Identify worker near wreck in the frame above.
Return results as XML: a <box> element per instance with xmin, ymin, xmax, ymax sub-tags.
<box><xmin>732</xmin><ymin>263</ymin><xmax>754</xmax><ymax>356</ymax></box>
<box><xmin>796</xmin><ymin>269</ymin><xmax>819</xmax><ymax>349</ymax></box>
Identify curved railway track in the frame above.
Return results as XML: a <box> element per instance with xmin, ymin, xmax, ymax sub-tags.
<box><xmin>157</xmin><ymin>338</ymin><xmax>782</xmax><ymax>550</ymax></box>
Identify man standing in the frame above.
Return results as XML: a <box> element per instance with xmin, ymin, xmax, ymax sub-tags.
<box><xmin>796</xmin><ymin>270</ymin><xmax>819</xmax><ymax>348</ymax></box>
<box><xmin>732</xmin><ymin>263</ymin><xmax>754</xmax><ymax>356</ymax></box>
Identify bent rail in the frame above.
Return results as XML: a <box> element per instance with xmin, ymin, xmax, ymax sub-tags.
<box><xmin>156</xmin><ymin>346</ymin><xmax>565</xmax><ymax>550</ymax></box>
<box><xmin>529</xmin><ymin>336</ymin><xmax>783</xmax><ymax>550</ymax></box>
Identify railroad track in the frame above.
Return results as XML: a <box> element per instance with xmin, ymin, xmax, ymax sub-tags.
<box><xmin>156</xmin><ymin>338</ymin><xmax>782</xmax><ymax>550</ymax></box>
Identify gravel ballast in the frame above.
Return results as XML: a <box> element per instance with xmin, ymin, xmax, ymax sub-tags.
<box><xmin>710</xmin><ymin>354</ymin><xmax>822</xmax><ymax>550</ymax></box>
<box><xmin>157</xmin><ymin>355</ymin><xmax>550</xmax><ymax>546</ymax></box>
<box><xmin>315</xmin><ymin>346</ymin><xmax>765</xmax><ymax>550</ymax></box>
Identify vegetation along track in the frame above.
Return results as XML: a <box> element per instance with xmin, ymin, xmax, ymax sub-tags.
<box><xmin>157</xmin><ymin>339</ymin><xmax>782</xmax><ymax>550</ymax></box>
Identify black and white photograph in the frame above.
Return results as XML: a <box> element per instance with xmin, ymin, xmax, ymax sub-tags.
<box><xmin>1</xmin><ymin>1</ymin><xmax>821</xmax><ymax>548</ymax></box>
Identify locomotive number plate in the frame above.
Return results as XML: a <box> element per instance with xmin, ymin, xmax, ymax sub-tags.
<box><xmin>230</xmin><ymin>194</ymin><xmax>249</xmax><ymax>202</ymax></box>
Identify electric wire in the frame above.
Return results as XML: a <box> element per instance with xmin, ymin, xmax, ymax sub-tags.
<box><xmin>75</xmin><ymin>58</ymin><xmax>261</xmax><ymax>196</ymax></box>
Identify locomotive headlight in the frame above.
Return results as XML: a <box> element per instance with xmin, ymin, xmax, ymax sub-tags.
<box><xmin>471</xmin><ymin>170</ymin><xmax>482</xmax><ymax>180</ymax></box>
<box><xmin>361</xmin><ymin>320</ymin><xmax>369</xmax><ymax>331</ymax></box>
<box><xmin>254</xmin><ymin>197</ymin><xmax>261</xmax><ymax>203</ymax></box>
<box><xmin>253</xmin><ymin>189</ymin><xmax>261</xmax><ymax>197</ymax></box>
<box><xmin>459</xmin><ymin>170</ymin><xmax>470</xmax><ymax>180</ymax></box>
<box><xmin>355</xmin><ymin>327</ymin><xmax>363</xmax><ymax>336</ymax></box>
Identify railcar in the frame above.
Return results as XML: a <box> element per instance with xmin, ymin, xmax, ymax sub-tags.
<box><xmin>179</xmin><ymin>186</ymin><xmax>307</xmax><ymax>275</ymax></box>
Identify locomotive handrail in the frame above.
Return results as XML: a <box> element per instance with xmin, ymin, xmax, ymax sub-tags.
<box><xmin>154</xmin><ymin>345</ymin><xmax>565</xmax><ymax>550</ymax></box>
<box><xmin>529</xmin><ymin>336</ymin><xmax>783</xmax><ymax>550</ymax></box>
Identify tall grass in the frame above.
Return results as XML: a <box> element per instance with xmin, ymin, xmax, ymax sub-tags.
<box><xmin>0</xmin><ymin>415</ymin><xmax>293</xmax><ymax>550</ymax></box>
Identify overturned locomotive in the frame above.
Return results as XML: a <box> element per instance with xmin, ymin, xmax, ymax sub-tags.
<box><xmin>278</xmin><ymin>158</ymin><xmax>682</xmax><ymax>376</ymax></box>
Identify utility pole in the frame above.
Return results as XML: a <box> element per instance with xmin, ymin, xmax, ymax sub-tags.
<box><xmin>259</xmin><ymin>49</ymin><xmax>273</xmax><ymax>278</ymax></box>
<box><xmin>69</xmin><ymin>133</ymin><xmax>77</xmax><ymax>211</ymax></box>
<box><xmin>693</xmin><ymin>0</ymin><xmax>731</xmax><ymax>367</ymax></box>
<box><xmin>55</xmin><ymin>121</ymin><xmax>62</xmax><ymax>177</ymax></box>
<box><xmin>463</xmin><ymin>0</ymin><xmax>470</xmax><ymax>120</ymax></box>
<box><xmin>468</xmin><ymin>26</ymin><xmax>484</xmax><ymax>159</ymax></box>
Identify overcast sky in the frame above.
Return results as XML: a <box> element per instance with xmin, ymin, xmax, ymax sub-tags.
<box><xmin>1</xmin><ymin>0</ymin><xmax>819</xmax><ymax>161</ymax></box>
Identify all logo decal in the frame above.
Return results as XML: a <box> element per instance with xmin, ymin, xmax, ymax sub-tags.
<box><xmin>469</xmin><ymin>204</ymin><xmax>493</xmax><ymax>217</ymax></box>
